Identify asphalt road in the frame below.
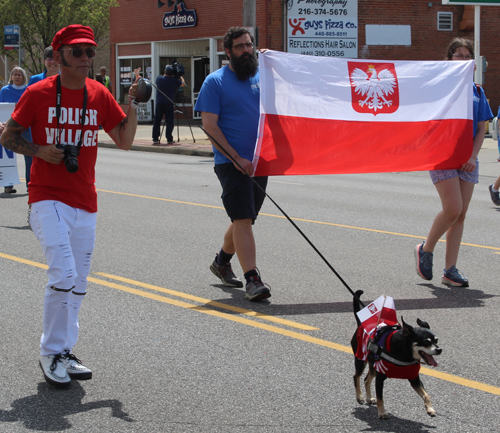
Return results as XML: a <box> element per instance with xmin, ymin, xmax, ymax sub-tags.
<box><xmin>1</xmin><ymin>147</ymin><xmax>500</xmax><ymax>433</ymax></box>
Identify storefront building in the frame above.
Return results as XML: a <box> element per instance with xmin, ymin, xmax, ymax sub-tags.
<box><xmin>109</xmin><ymin>1</ymin><xmax>500</xmax><ymax>118</ymax></box>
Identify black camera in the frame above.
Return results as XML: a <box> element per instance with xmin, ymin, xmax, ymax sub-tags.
<box><xmin>56</xmin><ymin>143</ymin><xmax>80</xmax><ymax>173</ymax></box>
<box><xmin>166</xmin><ymin>62</ymin><xmax>185</xmax><ymax>79</ymax></box>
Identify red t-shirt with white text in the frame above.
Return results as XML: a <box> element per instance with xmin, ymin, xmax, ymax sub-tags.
<box><xmin>12</xmin><ymin>76</ymin><xmax>126</xmax><ymax>212</ymax></box>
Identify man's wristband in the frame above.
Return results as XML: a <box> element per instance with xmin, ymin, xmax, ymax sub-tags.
<box><xmin>129</xmin><ymin>98</ymin><xmax>140</xmax><ymax>110</ymax></box>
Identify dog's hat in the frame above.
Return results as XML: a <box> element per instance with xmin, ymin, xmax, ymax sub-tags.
<box><xmin>52</xmin><ymin>25</ymin><xmax>97</xmax><ymax>51</ymax></box>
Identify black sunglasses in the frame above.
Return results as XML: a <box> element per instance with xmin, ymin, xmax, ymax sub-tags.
<box><xmin>60</xmin><ymin>48</ymin><xmax>96</xmax><ymax>58</ymax></box>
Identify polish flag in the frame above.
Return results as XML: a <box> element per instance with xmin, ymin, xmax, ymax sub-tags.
<box><xmin>355</xmin><ymin>295</ymin><xmax>398</xmax><ymax>360</ymax></box>
<box><xmin>253</xmin><ymin>51</ymin><xmax>474</xmax><ymax>176</ymax></box>
<box><xmin>356</xmin><ymin>295</ymin><xmax>398</xmax><ymax>334</ymax></box>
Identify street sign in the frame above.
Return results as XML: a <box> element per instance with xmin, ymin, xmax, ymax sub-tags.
<box><xmin>4</xmin><ymin>25</ymin><xmax>20</xmax><ymax>50</ymax></box>
<box><xmin>442</xmin><ymin>1</ymin><xmax>500</xmax><ymax>4</ymax></box>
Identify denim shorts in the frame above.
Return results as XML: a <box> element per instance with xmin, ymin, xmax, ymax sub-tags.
<box><xmin>429</xmin><ymin>159</ymin><xmax>479</xmax><ymax>184</ymax></box>
<box><xmin>214</xmin><ymin>163</ymin><xmax>268</xmax><ymax>223</ymax></box>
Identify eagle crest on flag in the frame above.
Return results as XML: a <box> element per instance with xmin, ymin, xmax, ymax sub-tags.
<box><xmin>348</xmin><ymin>62</ymin><xmax>399</xmax><ymax>115</ymax></box>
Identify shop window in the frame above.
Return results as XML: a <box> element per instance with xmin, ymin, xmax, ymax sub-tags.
<box><xmin>119</xmin><ymin>57</ymin><xmax>152</xmax><ymax>104</ymax></box>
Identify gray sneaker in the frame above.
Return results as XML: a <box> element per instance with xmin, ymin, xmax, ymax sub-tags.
<box><xmin>39</xmin><ymin>353</ymin><xmax>71</xmax><ymax>387</ymax></box>
<box><xmin>245</xmin><ymin>275</ymin><xmax>271</xmax><ymax>301</ymax></box>
<box><xmin>415</xmin><ymin>242</ymin><xmax>433</xmax><ymax>280</ymax></box>
<box><xmin>210</xmin><ymin>256</ymin><xmax>243</xmax><ymax>287</ymax></box>
<box><xmin>61</xmin><ymin>351</ymin><xmax>92</xmax><ymax>380</ymax></box>
<box><xmin>489</xmin><ymin>184</ymin><xmax>500</xmax><ymax>206</ymax></box>
<box><xmin>442</xmin><ymin>266</ymin><xmax>469</xmax><ymax>287</ymax></box>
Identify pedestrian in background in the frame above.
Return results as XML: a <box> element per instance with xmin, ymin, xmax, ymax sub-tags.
<box><xmin>24</xmin><ymin>46</ymin><xmax>61</xmax><ymax>191</ymax></box>
<box><xmin>152</xmin><ymin>65</ymin><xmax>184</xmax><ymax>145</ymax></box>
<box><xmin>0</xmin><ymin>66</ymin><xmax>30</xmax><ymax>193</ymax></box>
<box><xmin>28</xmin><ymin>46</ymin><xmax>60</xmax><ymax>85</ymax></box>
<box><xmin>488</xmin><ymin>174</ymin><xmax>500</xmax><ymax>206</ymax></box>
<box><xmin>100</xmin><ymin>66</ymin><xmax>112</xmax><ymax>93</ymax></box>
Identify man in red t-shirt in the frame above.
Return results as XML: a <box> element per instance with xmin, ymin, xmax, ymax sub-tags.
<box><xmin>1</xmin><ymin>24</ymin><xmax>139</xmax><ymax>387</ymax></box>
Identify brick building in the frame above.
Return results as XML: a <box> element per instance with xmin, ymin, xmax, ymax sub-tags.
<box><xmin>109</xmin><ymin>0</ymin><xmax>500</xmax><ymax>117</ymax></box>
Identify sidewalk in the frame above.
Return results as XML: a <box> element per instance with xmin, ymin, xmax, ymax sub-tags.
<box><xmin>97</xmin><ymin>121</ymin><xmax>214</xmax><ymax>157</ymax></box>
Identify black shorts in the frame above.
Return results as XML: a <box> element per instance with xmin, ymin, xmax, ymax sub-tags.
<box><xmin>214</xmin><ymin>163</ymin><xmax>268</xmax><ymax>223</ymax></box>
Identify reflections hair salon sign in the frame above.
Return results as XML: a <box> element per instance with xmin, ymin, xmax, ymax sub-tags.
<box><xmin>287</xmin><ymin>0</ymin><xmax>358</xmax><ymax>58</ymax></box>
<box><xmin>159</xmin><ymin>0</ymin><xmax>197</xmax><ymax>29</ymax></box>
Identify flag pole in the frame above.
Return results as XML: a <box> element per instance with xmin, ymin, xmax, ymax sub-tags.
<box><xmin>373</xmin><ymin>295</ymin><xmax>386</xmax><ymax>333</ymax></box>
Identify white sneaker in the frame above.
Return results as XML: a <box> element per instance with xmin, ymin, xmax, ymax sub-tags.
<box><xmin>39</xmin><ymin>354</ymin><xmax>71</xmax><ymax>387</ymax></box>
<box><xmin>61</xmin><ymin>351</ymin><xmax>92</xmax><ymax>380</ymax></box>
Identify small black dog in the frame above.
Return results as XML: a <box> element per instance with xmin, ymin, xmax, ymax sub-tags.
<box><xmin>351</xmin><ymin>290</ymin><xmax>442</xmax><ymax>419</ymax></box>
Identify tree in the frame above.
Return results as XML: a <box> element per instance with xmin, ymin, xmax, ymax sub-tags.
<box><xmin>0</xmin><ymin>0</ymin><xmax>118</xmax><ymax>75</ymax></box>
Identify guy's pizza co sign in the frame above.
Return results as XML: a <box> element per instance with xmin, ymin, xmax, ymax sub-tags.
<box><xmin>163</xmin><ymin>0</ymin><xmax>197</xmax><ymax>29</ymax></box>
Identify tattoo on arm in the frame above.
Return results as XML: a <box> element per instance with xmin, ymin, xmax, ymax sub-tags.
<box><xmin>118</xmin><ymin>117</ymin><xmax>128</xmax><ymax>131</ymax></box>
<box><xmin>1</xmin><ymin>118</ymin><xmax>39</xmax><ymax>156</ymax></box>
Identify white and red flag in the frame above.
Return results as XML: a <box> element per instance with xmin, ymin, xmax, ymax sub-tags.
<box><xmin>253</xmin><ymin>51</ymin><xmax>474</xmax><ymax>176</ymax></box>
<box><xmin>354</xmin><ymin>295</ymin><xmax>398</xmax><ymax>361</ymax></box>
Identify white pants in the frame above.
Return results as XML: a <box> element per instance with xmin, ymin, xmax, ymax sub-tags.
<box><xmin>30</xmin><ymin>200</ymin><xmax>96</xmax><ymax>356</ymax></box>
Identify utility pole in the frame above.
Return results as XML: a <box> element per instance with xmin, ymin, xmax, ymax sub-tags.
<box><xmin>242</xmin><ymin>0</ymin><xmax>256</xmax><ymax>35</ymax></box>
<box><xmin>474</xmin><ymin>5</ymin><xmax>481</xmax><ymax>84</ymax></box>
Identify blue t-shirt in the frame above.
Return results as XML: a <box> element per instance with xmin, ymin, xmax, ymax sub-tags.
<box><xmin>0</xmin><ymin>84</ymin><xmax>27</xmax><ymax>103</ymax></box>
<box><xmin>156</xmin><ymin>75</ymin><xmax>181</xmax><ymax>106</ymax></box>
<box><xmin>0</xmin><ymin>84</ymin><xmax>32</xmax><ymax>141</ymax></box>
<box><xmin>473</xmin><ymin>83</ymin><xmax>493</xmax><ymax>137</ymax></box>
<box><xmin>194</xmin><ymin>66</ymin><xmax>260</xmax><ymax>165</ymax></box>
<box><xmin>27</xmin><ymin>71</ymin><xmax>48</xmax><ymax>86</ymax></box>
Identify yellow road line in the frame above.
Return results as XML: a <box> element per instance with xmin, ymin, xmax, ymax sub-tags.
<box><xmin>94</xmin><ymin>272</ymin><xmax>318</xmax><ymax>331</ymax></box>
<box><xmin>2</xmin><ymin>255</ymin><xmax>500</xmax><ymax>396</ymax></box>
<box><xmin>420</xmin><ymin>367</ymin><xmax>500</xmax><ymax>396</ymax></box>
<box><xmin>96</xmin><ymin>189</ymin><xmax>500</xmax><ymax>252</ymax></box>
<box><xmin>89</xmin><ymin>275</ymin><xmax>346</xmax><ymax>348</ymax></box>
<box><xmin>83</xmin><ymin>275</ymin><xmax>500</xmax><ymax>396</ymax></box>
<box><xmin>96</xmin><ymin>189</ymin><xmax>224</xmax><ymax>210</ymax></box>
<box><xmin>0</xmin><ymin>252</ymin><xmax>48</xmax><ymax>270</ymax></box>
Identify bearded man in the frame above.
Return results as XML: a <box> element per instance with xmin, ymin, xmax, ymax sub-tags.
<box><xmin>194</xmin><ymin>27</ymin><xmax>271</xmax><ymax>301</ymax></box>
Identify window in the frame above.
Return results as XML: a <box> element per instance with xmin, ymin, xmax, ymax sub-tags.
<box><xmin>118</xmin><ymin>57</ymin><xmax>152</xmax><ymax>104</ymax></box>
<box><xmin>438</xmin><ymin>12</ymin><xmax>453</xmax><ymax>31</ymax></box>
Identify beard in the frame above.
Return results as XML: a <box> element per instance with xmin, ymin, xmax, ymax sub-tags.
<box><xmin>230</xmin><ymin>52</ymin><xmax>258</xmax><ymax>81</ymax></box>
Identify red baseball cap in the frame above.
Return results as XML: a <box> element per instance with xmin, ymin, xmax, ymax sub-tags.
<box><xmin>52</xmin><ymin>24</ymin><xmax>97</xmax><ymax>51</ymax></box>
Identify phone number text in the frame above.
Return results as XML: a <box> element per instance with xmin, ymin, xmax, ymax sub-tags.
<box><xmin>298</xmin><ymin>8</ymin><xmax>348</xmax><ymax>16</ymax></box>
<box><xmin>300</xmin><ymin>51</ymin><xmax>345</xmax><ymax>57</ymax></box>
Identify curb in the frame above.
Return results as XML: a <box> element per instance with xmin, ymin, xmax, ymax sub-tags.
<box><xmin>98</xmin><ymin>141</ymin><xmax>214</xmax><ymax>158</ymax></box>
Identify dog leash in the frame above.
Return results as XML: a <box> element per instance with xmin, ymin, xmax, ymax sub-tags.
<box><xmin>135</xmin><ymin>78</ymin><xmax>366</xmax><ymax>307</ymax></box>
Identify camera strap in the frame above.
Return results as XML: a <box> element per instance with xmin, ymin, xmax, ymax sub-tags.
<box><xmin>56</xmin><ymin>74</ymin><xmax>88</xmax><ymax>150</ymax></box>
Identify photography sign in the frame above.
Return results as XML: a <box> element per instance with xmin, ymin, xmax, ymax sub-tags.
<box><xmin>4</xmin><ymin>25</ymin><xmax>20</xmax><ymax>50</ymax></box>
<box><xmin>162</xmin><ymin>0</ymin><xmax>197</xmax><ymax>29</ymax></box>
<box><xmin>287</xmin><ymin>0</ymin><xmax>358</xmax><ymax>58</ymax></box>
